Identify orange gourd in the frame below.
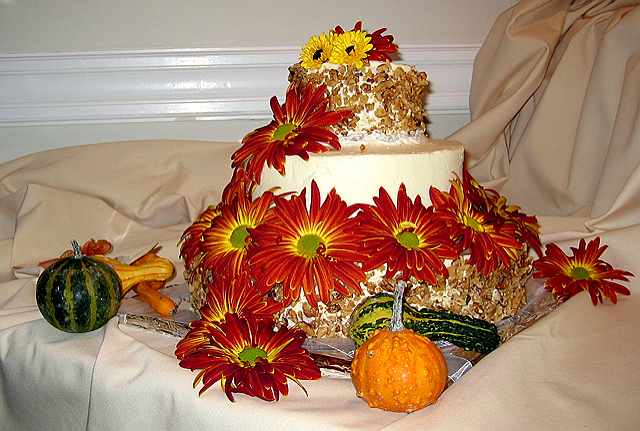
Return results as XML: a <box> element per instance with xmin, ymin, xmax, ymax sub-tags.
<box><xmin>351</xmin><ymin>281</ymin><xmax>448</xmax><ymax>413</ymax></box>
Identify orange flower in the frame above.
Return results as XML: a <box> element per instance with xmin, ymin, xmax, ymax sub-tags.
<box><xmin>178</xmin><ymin>313</ymin><xmax>320</xmax><ymax>402</ymax></box>
<box><xmin>175</xmin><ymin>274</ymin><xmax>282</xmax><ymax>361</ymax></box>
<box><xmin>461</xmin><ymin>169</ymin><xmax>500</xmax><ymax>211</ymax></box>
<box><xmin>198</xmin><ymin>192</ymin><xmax>274</xmax><ymax>278</ymax></box>
<box><xmin>430</xmin><ymin>178</ymin><xmax>523</xmax><ymax>276</ymax></box>
<box><xmin>180</xmin><ymin>168</ymin><xmax>263</xmax><ymax>278</ymax></box>
<box><xmin>492</xmin><ymin>195</ymin><xmax>542</xmax><ymax>257</ymax></box>
<box><xmin>232</xmin><ymin>83</ymin><xmax>352</xmax><ymax>184</ymax></box>
<box><xmin>179</xmin><ymin>205</ymin><xmax>221</xmax><ymax>271</ymax></box>
<box><xmin>250</xmin><ymin>181</ymin><xmax>366</xmax><ymax>308</ymax></box>
<box><xmin>462</xmin><ymin>170</ymin><xmax>542</xmax><ymax>256</ymax></box>
<box><xmin>221</xmin><ymin>167</ymin><xmax>255</xmax><ymax>205</ymax></box>
<box><xmin>533</xmin><ymin>237</ymin><xmax>633</xmax><ymax>305</ymax></box>
<box><xmin>357</xmin><ymin>184</ymin><xmax>458</xmax><ymax>284</ymax></box>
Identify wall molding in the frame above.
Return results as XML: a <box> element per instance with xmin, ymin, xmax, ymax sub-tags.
<box><xmin>0</xmin><ymin>45</ymin><xmax>478</xmax><ymax>126</ymax></box>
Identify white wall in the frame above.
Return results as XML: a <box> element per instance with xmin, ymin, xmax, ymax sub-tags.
<box><xmin>0</xmin><ymin>0</ymin><xmax>515</xmax><ymax>52</ymax></box>
<box><xmin>0</xmin><ymin>0</ymin><xmax>515</xmax><ymax>163</ymax></box>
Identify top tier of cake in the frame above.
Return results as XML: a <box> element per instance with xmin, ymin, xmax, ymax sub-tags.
<box><xmin>288</xmin><ymin>61</ymin><xmax>429</xmax><ymax>141</ymax></box>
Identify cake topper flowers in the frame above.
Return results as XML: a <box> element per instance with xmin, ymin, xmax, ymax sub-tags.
<box><xmin>334</xmin><ymin>21</ymin><xmax>398</xmax><ymax>62</ymax></box>
<box><xmin>250</xmin><ymin>181</ymin><xmax>367</xmax><ymax>308</ymax></box>
<box><xmin>300</xmin><ymin>21</ymin><xmax>398</xmax><ymax>69</ymax></box>
<box><xmin>533</xmin><ymin>237</ymin><xmax>633</xmax><ymax>305</ymax></box>
<box><xmin>178</xmin><ymin>313</ymin><xmax>320</xmax><ymax>401</ymax></box>
<box><xmin>357</xmin><ymin>184</ymin><xmax>458</xmax><ymax>284</ymax></box>
<box><xmin>232</xmin><ymin>83</ymin><xmax>352</xmax><ymax>185</ymax></box>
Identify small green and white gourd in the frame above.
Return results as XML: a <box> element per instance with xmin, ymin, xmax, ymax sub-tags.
<box><xmin>36</xmin><ymin>240</ymin><xmax>122</xmax><ymax>333</ymax></box>
<box><xmin>349</xmin><ymin>292</ymin><xmax>501</xmax><ymax>354</ymax></box>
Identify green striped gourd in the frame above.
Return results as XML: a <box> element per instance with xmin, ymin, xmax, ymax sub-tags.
<box><xmin>349</xmin><ymin>293</ymin><xmax>500</xmax><ymax>354</ymax></box>
<box><xmin>36</xmin><ymin>240</ymin><xmax>122</xmax><ymax>333</ymax></box>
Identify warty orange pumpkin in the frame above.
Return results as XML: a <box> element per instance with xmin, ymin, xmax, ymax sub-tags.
<box><xmin>350</xmin><ymin>280</ymin><xmax>448</xmax><ymax>413</ymax></box>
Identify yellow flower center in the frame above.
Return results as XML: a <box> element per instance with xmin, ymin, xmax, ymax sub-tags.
<box><xmin>313</xmin><ymin>49</ymin><xmax>324</xmax><ymax>61</ymax></box>
<box><xmin>297</xmin><ymin>233</ymin><xmax>324</xmax><ymax>258</ymax></box>
<box><xmin>464</xmin><ymin>215</ymin><xmax>485</xmax><ymax>232</ymax></box>
<box><xmin>271</xmin><ymin>123</ymin><xmax>297</xmax><ymax>142</ymax></box>
<box><xmin>395</xmin><ymin>221</ymin><xmax>420</xmax><ymax>250</ymax></box>
<box><xmin>229</xmin><ymin>225</ymin><xmax>250</xmax><ymax>250</ymax></box>
<box><xmin>238</xmin><ymin>346</ymin><xmax>267</xmax><ymax>365</ymax></box>
<box><xmin>570</xmin><ymin>266</ymin><xmax>591</xmax><ymax>280</ymax></box>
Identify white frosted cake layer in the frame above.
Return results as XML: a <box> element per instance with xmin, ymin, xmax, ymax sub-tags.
<box><xmin>254</xmin><ymin>138</ymin><xmax>464</xmax><ymax>205</ymax></box>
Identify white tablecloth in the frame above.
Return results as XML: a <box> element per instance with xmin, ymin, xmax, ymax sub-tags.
<box><xmin>0</xmin><ymin>139</ymin><xmax>638</xmax><ymax>431</ymax></box>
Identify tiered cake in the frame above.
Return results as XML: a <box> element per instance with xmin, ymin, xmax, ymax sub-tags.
<box><xmin>181</xmin><ymin>22</ymin><xmax>536</xmax><ymax>341</ymax></box>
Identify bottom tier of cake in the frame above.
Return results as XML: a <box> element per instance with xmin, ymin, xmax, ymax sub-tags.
<box><xmin>186</xmin><ymin>247</ymin><xmax>532</xmax><ymax>339</ymax></box>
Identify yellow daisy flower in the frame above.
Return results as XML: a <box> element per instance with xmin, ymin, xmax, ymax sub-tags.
<box><xmin>300</xmin><ymin>32</ymin><xmax>335</xmax><ymax>69</ymax></box>
<box><xmin>328</xmin><ymin>30</ymin><xmax>372</xmax><ymax>69</ymax></box>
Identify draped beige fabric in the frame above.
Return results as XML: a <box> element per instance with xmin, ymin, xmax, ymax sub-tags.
<box><xmin>450</xmin><ymin>0</ymin><xmax>640</xmax><ymax>228</ymax></box>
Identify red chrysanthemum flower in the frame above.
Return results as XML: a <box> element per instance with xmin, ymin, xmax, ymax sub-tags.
<box><xmin>430</xmin><ymin>178</ymin><xmax>523</xmax><ymax>276</ymax></box>
<box><xmin>197</xmin><ymin>192</ymin><xmax>274</xmax><ymax>277</ymax></box>
<box><xmin>533</xmin><ymin>237</ymin><xmax>633</xmax><ymax>305</ymax></box>
<box><xmin>180</xmin><ymin>168</ymin><xmax>259</xmax><ymax>270</ymax></box>
<box><xmin>333</xmin><ymin>21</ymin><xmax>357</xmax><ymax>34</ymax></box>
<box><xmin>178</xmin><ymin>313</ymin><xmax>320</xmax><ymax>402</ymax></box>
<box><xmin>357</xmin><ymin>184</ymin><xmax>458</xmax><ymax>284</ymax></box>
<box><xmin>250</xmin><ymin>181</ymin><xmax>366</xmax><ymax>308</ymax></box>
<box><xmin>461</xmin><ymin>169</ymin><xmax>500</xmax><ymax>211</ymax></box>
<box><xmin>493</xmin><ymin>195</ymin><xmax>543</xmax><ymax>257</ymax></box>
<box><xmin>366</xmin><ymin>26</ymin><xmax>398</xmax><ymax>61</ymax></box>
<box><xmin>232</xmin><ymin>83</ymin><xmax>352</xmax><ymax>184</ymax></box>
<box><xmin>175</xmin><ymin>274</ymin><xmax>282</xmax><ymax>361</ymax></box>
<box><xmin>221</xmin><ymin>167</ymin><xmax>255</xmax><ymax>205</ymax></box>
<box><xmin>461</xmin><ymin>170</ymin><xmax>542</xmax><ymax>256</ymax></box>
<box><xmin>334</xmin><ymin>21</ymin><xmax>398</xmax><ymax>62</ymax></box>
<box><xmin>179</xmin><ymin>205</ymin><xmax>221</xmax><ymax>271</ymax></box>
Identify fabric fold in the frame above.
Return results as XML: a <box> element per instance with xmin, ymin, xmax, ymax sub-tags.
<box><xmin>449</xmin><ymin>0</ymin><xmax>640</xmax><ymax>221</ymax></box>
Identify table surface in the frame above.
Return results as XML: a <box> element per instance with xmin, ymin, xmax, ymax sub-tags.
<box><xmin>1</xmin><ymin>140</ymin><xmax>639</xmax><ymax>431</ymax></box>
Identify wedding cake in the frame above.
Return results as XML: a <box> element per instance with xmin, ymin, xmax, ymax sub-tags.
<box><xmin>180</xmin><ymin>22</ymin><xmax>537</xmax><ymax>341</ymax></box>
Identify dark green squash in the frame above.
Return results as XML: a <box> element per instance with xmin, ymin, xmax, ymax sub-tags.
<box><xmin>349</xmin><ymin>293</ymin><xmax>501</xmax><ymax>354</ymax></box>
<box><xmin>36</xmin><ymin>240</ymin><xmax>122</xmax><ymax>333</ymax></box>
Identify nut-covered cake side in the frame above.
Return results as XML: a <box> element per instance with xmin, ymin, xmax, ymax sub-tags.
<box><xmin>186</xmin><ymin>245</ymin><xmax>532</xmax><ymax>339</ymax></box>
<box><xmin>273</xmin><ymin>247</ymin><xmax>532</xmax><ymax>339</ymax></box>
<box><xmin>288</xmin><ymin>61</ymin><xmax>430</xmax><ymax>137</ymax></box>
